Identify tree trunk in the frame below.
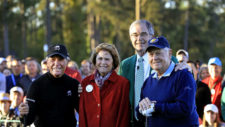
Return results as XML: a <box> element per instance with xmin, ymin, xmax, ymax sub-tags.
<box><xmin>88</xmin><ymin>13</ymin><xmax>95</xmax><ymax>51</ymax></box>
<box><xmin>21</xmin><ymin>1</ymin><xmax>27</xmax><ymax>57</ymax></box>
<box><xmin>46</xmin><ymin>0</ymin><xmax>52</xmax><ymax>44</ymax></box>
<box><xmin>136</xmin><ymin>0</ymin><xmax>140</xmax><ymax>20</ymax></box>
<box><xmin>184</xmin><ymin>8</ymin><xmax>189</xmax><ymax>51</ymax></box>
<box><xmin>87</xmin><ymin>0</ymin><xmax>101</xmax><ymax>52</ymax></box>
<box><xmin>3</xmin><ymin>0</ymin><xmax>9</xmax><ymax>57</ymax></box>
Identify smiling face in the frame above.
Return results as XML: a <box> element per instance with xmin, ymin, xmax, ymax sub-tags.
<box><xmin>130</xmin><ymin>23</ymin><xmax>152</xmax><ymax>56</ymax></box>
<box><xmin>47</xmin><ymin>55</ymin><xmax>68</xmax><ymax>78</ymax></box>
<box><xmin>148</xmin><ymin>48</ymin><xmax>172</xmax><ymax>76</ymax></box>
<box><xmin>95</xmin><ymin>50</ymin><xmax>113</xmax><ymax>76</ymax></box>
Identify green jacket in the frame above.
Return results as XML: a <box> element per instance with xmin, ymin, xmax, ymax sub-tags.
<box><xmin>118</xmin><ymin>55</ymin><xmax>137</xmax><ymax>120</ymax></box>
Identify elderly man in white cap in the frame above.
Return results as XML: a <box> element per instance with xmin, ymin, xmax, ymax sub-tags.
<box><xmin>10</xmin><ymin>86</ymin><xmax>24</xmax><ymax>116</ymax></box>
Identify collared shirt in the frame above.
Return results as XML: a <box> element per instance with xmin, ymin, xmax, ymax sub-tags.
<box><xmin>152</xmin><ymin>62</ymin><xmax>175</xmax><ymax>79</ymax></box>
<box><xmin>136</xmin><ymin>53</ymin><xmax>150</xmax><ymax>81</ymax></box>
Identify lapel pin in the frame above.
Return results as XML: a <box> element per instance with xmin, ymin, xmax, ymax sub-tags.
<box><xmin>86</xmin><ymin>84</ymin><xmax>93</xmax><ymax>92</ymax></box>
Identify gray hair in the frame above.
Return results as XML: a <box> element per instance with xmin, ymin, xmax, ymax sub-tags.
<box><xmin>164</xmin><ymin>47</ymin><xmax>171</xmax><ymax>52</ymax></box>
<box><xmin>129</xmin><ymin>20</ymin><xmax>154</xmax><ymax>35</ymax></box>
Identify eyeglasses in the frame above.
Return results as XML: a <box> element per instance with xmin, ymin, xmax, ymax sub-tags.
<box><xmin>130</xmin><ymin>32</ymin><xmax>151</xmax><ymax>38</ymax></box>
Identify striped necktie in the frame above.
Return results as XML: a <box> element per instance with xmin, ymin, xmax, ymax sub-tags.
<box><xmin>134</xmin><ymin>57</ymin><xmax>144</xmax><ymax>119</ymax></box>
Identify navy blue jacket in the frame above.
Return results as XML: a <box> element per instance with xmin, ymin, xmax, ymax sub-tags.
<box><xmin>6</xmin><ymin>74</ymin><xmax>23</xmax><ymax>93</ymax></box>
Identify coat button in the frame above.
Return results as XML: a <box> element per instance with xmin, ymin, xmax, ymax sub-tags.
<box><xmin>97</xmin><ymin>115</ymin><xmax>99</xmax><ymax>118</ymax></box>
<box><xmin>98</xmin><ymin>104</ymin><xmax>100</xmax><ymax>107</ymax></box>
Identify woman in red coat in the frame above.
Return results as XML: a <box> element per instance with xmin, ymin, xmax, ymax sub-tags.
<box><xmin>79</xmin><ymin>43</ymin><xmax>130</xmax><ymax>127</ymax></box>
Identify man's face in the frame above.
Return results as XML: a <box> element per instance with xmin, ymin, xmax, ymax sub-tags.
<box><xmin>200</xmin><ymin>68</ymin><xmax>209</xmax><ymax>80</ymax></box>
<box><xmin>0</xmin><ymin>61</ymin><xmax>6</xmax><ymax>72</ymax></box>
<box><xmin>26</xmin><ymin>60</ymin><xmax>38</xmax><ymax>75</ymax></box>
<box><xmin>148</xmin><ymin>48</ymin><xmax>171</xmax><ymax>75</ymax></box>
<box><xmin>11</xmin><ymin>60</ymin><xmax>22</xmax><ymax>75</ymax></box>
<box><xmin>81</xmin><ymin>62</ymin><xmax>91</xmax><ymax>75</ymax></box>
<box><xmin>0</xmin><ymin>101</ymin><xmax>11</xmax><ymax>114</ymax></box>
<box><xmin>41</xmin><ymin>63</ymin><xmax>48</xmax><ymax>74</ymax></box>
<box><xmin>176</xmin><ymin>53</ymin><xmax>188</xmax><ymax>63</ymax></box>
<box><xmin>130</xmin><ymin>23</ymin><xmax>152</xmax><ymax>54</ymax></box>
<box><xmin>208</xmin><ymin>64</ymin><xmax>222</xmax><ymax>79</ymax></box>
<box><xmin>47</xmin><ymin>55</ymin><xmax>68</xmax><ymax>78</ymax></box>
<box><xmin>10</xmin><ymin>91</ymin><xmax>23</xmax><ymax>108</ymax></box>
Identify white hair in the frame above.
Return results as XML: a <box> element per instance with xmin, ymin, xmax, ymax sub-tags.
<box><xmin>129</xmin><ymin>20</ymin><xmax>154</xmax><ymax>35</ymax></box>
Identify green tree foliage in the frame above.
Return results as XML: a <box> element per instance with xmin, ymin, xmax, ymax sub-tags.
<box><xmin>61</xmin><ymin>0</ymin><xmax>88</xmax><ymax>64</ymax></box>
<box><xmin>0</xmin><ymin>0</ymin><xmax>225</xmax><ymax>72</ymax></box>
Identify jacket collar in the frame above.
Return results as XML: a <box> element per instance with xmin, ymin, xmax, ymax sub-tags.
<box><xmin>89</xmin><ymin>70</ymin><xmax>117</xmax><ymax>84</ymax></box>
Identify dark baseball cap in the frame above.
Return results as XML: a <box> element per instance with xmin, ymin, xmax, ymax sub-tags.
<box><xmin>146</xmin><ymin>36</ymin><xmax>170</xmax><ymax>52</ymax></box>
<box><xmin>47</xmin><ymin>44</ymin><xmax>70</xmax><ymax>59</ymax></box>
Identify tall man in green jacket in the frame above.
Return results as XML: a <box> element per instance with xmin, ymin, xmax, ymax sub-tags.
<box><xmin>118</xmin><ymin>20</ymin><xmax>179</xmax><ymax>127</ymax></box>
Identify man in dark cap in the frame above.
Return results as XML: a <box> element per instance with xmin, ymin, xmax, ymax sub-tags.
<box><xmin>137</xmin><ymin>36</ymin><xmax>199</xmax><ymax>127</ymax></box>
<box><xmin>19</xmin><ymin>44</ymin><xmax>80</xmax><ymax>127</ymax></box>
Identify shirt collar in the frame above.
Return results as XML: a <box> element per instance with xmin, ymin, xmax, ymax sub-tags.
<box><xmin>152</xmin><ymin>62</ymin><xmax>175</xmax><ymax>79</ymax></box>
<box><xmin>137</xmin><ymin>53</ymin><xmax>149</xmax><ymax>63</ymax></box>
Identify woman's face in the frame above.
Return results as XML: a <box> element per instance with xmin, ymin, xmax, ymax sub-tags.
<box><xmin>95</xmin><ymin>50</ymin><xmax>113</xmax><ymax>76</ymax></box>
<box><xmin>200</xmin><ymin>68</ymin><xmax>209</xmax><ymax>80</ymax></box>
<box><xmin>205</xmin><ymin>111</ymin><xmax>217</xmax><ymax>125</ymax></box>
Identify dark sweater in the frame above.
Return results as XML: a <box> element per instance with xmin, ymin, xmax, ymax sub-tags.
<box><xmin>195</xmin><ymin>80</ymin><xmax>211</xmax><ymax>119</ymax></box>
<box><xmin>25</xmin><ymin>72</ymin><xmax>79</xmax><ymax>127</ymax></box>
<box><xmin>19</xmin><ymin>74</ymin><xmax>41</xmax><ymax>95</ymax></box>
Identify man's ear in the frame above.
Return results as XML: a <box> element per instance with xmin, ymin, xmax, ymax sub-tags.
<box><xmin>169</xmin><ymin>49</ymin><xmax>172</xmax><ymax>58</ymax></box>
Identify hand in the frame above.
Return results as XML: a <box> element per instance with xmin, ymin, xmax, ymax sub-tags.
<box><xmin>139</xmin><ymin>97</ymin><xmax>151</xmax><ymax>111</ymax></box>
<box><xmin>139</xmin><ymin>98</ymin><xmax>156</xmax><ymax>116</ymax></box>
<box><xmin>175</xmin><ymin>62</ymin><xmax>191</xmax><ymax>72</ymax></box>
<box><xmin>19</xmin><ymin>101</ymin><xmax>29</xmax><ymax>116</ymax></box>
<box><xmin>78</xmin><ymin>84</ymin><xmax>82</xmax><ymax>97</ymax></box>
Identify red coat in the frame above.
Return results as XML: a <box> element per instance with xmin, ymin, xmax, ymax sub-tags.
<box><xmin>79</xmin><ymin>70</ymin><xmax>130</xmax><ymax>127</ymax></box>
<box><xmin>65</xmin><ymin>67</ymin><xmax>82</xmax><ymax>83</ymax></box>
<box><xmin>202</xmin><ymin>76</ymin><xmax>223</xmax><ymax>116</ymax></box>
